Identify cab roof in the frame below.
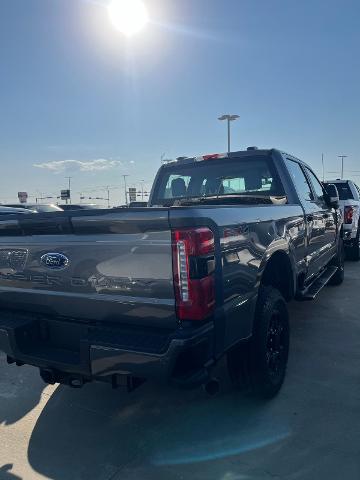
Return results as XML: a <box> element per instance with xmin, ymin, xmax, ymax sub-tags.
<box><xmin>162</xmin><ymin>147</ymin><xmax>304</xmax><ymax>167</ymax></box>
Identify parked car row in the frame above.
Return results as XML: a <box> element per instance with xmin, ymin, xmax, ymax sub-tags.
<box><xmin>0</xmin><ymin>147</ymin><xmax>353</xmax><ymax>401</ymax></box>
<box><xmin>4</xmin><ymin>203</ymin><xmax>63</xmax><ymax>213</ymax></box>
<box><xmin>0</xmin><ymin>206</ymin><xmax>36</xmax><ymax>215</ymax></box>
<box><xmin>0</xmin><ymin>203</ymin><xmax>102</xmax><ymax>214</ymax></box>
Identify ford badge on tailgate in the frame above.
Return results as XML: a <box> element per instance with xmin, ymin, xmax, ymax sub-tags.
<box><xmin>41</xmin><ymin>253</ymin><xmax>69</xmax><ymax>270</ymax></box>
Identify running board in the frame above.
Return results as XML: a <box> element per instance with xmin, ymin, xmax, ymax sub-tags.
<box><xmin>298</xmin><ymin>266</ymin><xmax>338</xmax><ymax>301</ymax></box>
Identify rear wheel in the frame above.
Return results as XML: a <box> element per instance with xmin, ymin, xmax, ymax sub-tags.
<box><xmin>227</xmin><ymin>286</ymin><xmax>289</xmax><ymax>399</ymax></box>
<box><xmin>328</xmin><ymin>238</ymin><xmax>345</xmax><ymax>285</ymax></box>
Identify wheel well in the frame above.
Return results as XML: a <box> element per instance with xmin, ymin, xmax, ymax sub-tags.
<box><xmin>261</xmin><ymin>251</ymin><xmax>294</xmax><ymax>301</ymax></box>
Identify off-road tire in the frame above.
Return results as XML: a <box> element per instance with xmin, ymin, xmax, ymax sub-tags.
<box><xmin>227</xmin><ymin>286</ymin><xmax>289</xmax><ymax>399</ymax></box>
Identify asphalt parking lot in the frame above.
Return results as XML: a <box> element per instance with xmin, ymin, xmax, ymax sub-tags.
<box><xmin>0</xmin><ymin>262</ymin><xmax>359</xmax><ymax>480</ymax></box>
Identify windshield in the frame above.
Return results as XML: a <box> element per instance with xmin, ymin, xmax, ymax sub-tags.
<box><xmin>152</xmin><ymin>156</ymin><xmax>284</xmax><ymax>205</ymax></box>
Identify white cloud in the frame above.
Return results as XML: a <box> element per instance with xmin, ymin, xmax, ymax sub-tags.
<box><xmin>33</xmin><ymin>159</ymin><xmax>122</xmax><ymax>174</ymax></box>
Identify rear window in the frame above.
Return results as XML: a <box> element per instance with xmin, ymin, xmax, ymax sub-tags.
<box><xmin>326</xmin><ymin>182</ymin><xmax>354</xmax><ymax>200</ymax></box>
<box><xmin>152</xmin><ymin>156</ymin><xmax>284</xmax><ymax>205</ymax></box>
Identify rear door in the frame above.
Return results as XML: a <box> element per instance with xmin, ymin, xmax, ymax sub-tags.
<box><xmin>304</xmin><ymin>167</ymin><xmax>337</xmax><ymax>267</ymax></box>
<box><xmin>285</xmin><ymin>159</ymin><xmax>331</xmax><ymax>279</ymax></box>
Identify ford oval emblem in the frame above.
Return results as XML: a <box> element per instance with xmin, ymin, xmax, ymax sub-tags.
<box><xmin>41</xmin><ymin>253</ymin><xmax>69</xmax><ymax>270</ymax></box>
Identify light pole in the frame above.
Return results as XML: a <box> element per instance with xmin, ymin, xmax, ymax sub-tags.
<box><xmin>106</xmin><ymin>186</ymin><xmax>110</xmax><ymax>208</ymax></box>
<box><xmin>218</xmin><ymin>114</ymin><xmax>240</xmax><ymax>154</ymax></box>
<box><xmin>140</xmin><ymin>180</ymin><xmax>145</xmax><ymax>200</ymax></box>
<box><xmin>122</xmin><ymin>174</ymin><xmax>129</xmax><ymax>206</ymax></box>
<box><xmin>338</xmin><ymin>155</ymin><xmax>348</xmax><ymax>180</ymax></box>
<box><xmin>65</xmin><ymin>176</ymin><xmax>72</xmax><ymax>204</ymax></box>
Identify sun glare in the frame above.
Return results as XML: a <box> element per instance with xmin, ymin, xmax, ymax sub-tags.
<box><xmin>108</xmin><ymin>0</ymin><xmax>149</xmax><ymax>36</ymax></box>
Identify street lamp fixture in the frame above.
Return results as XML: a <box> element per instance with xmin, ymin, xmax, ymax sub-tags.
<box><xmin>218</xmin><ymin>114</ymin><xmax>240</xmax><ymax>154</ymax></box>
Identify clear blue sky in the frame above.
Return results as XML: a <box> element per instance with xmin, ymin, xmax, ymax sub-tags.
<box><xmin>0</xmin><ymin>0</ymin><xmax>359</xmax><ymax>204</ymax></box>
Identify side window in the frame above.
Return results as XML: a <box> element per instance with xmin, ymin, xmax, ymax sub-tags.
<box><xmin>305</xmin><ymin>168</ymin><xmax>325</xmax><ymax>201</ymax></box>
<box><xmin>285</xmin><ymin>159</ymin><xmax>313</xmax><ymax>202</ymax></box>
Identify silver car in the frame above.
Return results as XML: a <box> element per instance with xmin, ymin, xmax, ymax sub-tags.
<box><xmin>3</xmin><ymin>203</ymin><xmax>63</xmax><ymax>213</ymax></box>
<box><xmin>0</xmin><ymin>206</ymin><xmax>36</xmax><ymax>215</ymax></box>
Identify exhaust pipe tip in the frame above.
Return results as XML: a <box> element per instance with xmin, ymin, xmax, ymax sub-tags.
<box><xmin>203</xmin><ymin>378</ymin><xmax>220</xmax><ymax>396</ymax></box>
<box><xmin>69</xmin><ymin>377</ymin><xmax>84</xmax><ymax>388</ymax></box>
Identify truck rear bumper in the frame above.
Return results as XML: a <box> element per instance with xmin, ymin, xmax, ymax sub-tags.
<box><xmin>0</xmin><ymin>311</ymin><xmax>215</xmax><ymax>388</ymax></box>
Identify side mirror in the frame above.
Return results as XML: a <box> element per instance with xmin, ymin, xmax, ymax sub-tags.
<box><xmin>324</xmin><ymin>183</ymin><xmax>339</xmax><ymax>209</ymax></box>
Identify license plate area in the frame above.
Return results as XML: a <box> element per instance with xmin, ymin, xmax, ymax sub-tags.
<box><xmin>14</xmin><ymin>318</ymin><xmax>87</xmax><ymax>365</ymax></box>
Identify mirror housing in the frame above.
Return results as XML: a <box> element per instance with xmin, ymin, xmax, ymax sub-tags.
<box><xmin>324</xmin><ymin>183</ymin><xmax>340</xmax><ymax>209</ymax></box>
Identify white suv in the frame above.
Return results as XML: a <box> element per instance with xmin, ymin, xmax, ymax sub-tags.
<box><xmin>325</xmin><ymin>180</ymin><xmax>360</xmax><ymax>260</ymax></box>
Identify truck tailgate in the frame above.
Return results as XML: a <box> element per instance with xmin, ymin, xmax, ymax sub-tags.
<box><xmin>0</xmin><ymin>209</ymin><xmax>176</xmax><ymax>328</ymax></box>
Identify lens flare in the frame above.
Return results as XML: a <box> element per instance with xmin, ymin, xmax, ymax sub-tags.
<box><xmin>108</xmin><ymin>0</ymin><xmax>149</xmax><ymax>36</ymax></box>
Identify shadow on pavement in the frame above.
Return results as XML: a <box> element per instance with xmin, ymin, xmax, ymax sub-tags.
<box><xmin>0</xmin><ymin>464</ymin><xmax>22</xmax><ymax>480</ymax></box>
<box><xmin>0</xmin><ymin>355</ymin><xmax>45</xmax><ymax>426</ymax></box>
<box><xmin>27</xmin><ymin>373</ymin><xmax>290</xmax><ymax>480</ymax></box>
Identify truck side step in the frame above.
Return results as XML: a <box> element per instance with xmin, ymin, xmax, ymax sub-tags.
<box><xmin>298</xmin><ymin>266</ymin><xmax>338</xmax><ymax>301</ymax></box>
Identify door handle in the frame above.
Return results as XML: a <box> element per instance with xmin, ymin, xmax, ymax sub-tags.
<box><xmin>307</xmin><ymin>215</ymin><xmax>314</xmax><ymax>222</ymax></box>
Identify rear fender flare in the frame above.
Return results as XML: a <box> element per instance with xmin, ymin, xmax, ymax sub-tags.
<box><xmin>256</xmin><ymin>241</ymin><xmax>297</xmax><ymax>301</ymax></box>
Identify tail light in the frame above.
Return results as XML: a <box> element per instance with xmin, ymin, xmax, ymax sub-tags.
<box><xmin>344</xmin><ymin>206</ymin><xmax>354</xmax><ymax>224</ymax></box>
<box><xmin>172</xmin><ymin>227</ymin><xmax>215</xmax><ymax>321</ymax></box>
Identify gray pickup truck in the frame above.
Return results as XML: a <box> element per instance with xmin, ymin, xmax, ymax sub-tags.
<box><xmin>0</xmin><ymin>148</ymin><xmax>344</xmax><ymax>398</ymax></box>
